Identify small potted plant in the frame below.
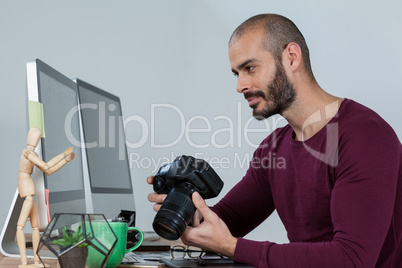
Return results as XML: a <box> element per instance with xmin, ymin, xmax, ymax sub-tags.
<box><xmin>52</xmin><ymin>225</ymin><xmax>89</xmax><ymax>268</ymax></box>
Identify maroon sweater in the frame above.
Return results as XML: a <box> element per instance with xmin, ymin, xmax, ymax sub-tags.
<box><xmin>212</xmin><ymin>99</ymin><xmax>402</xmax><ymax>267</ymax></box>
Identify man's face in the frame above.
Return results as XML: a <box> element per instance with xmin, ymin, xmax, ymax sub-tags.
<box><xmin>229</xmin><ymin>30</ymin><xmax>296</xmax><ymax>120</ymax></box>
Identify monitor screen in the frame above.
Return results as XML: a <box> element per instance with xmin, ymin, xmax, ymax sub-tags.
<box><xmin>38</xmin><ymin>71</ymin><xmax>85</xmax><ymax>201</ymax></box>
<box><xmin>77</xmin><ymin>79</ymin><xmax>133</xmax><ymax>194</ymax></box>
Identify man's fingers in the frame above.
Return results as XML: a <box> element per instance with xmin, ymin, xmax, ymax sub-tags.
<box><xmin>192</xmin><ymin>192</ymin><xmax>215</xmax><ymax>221</ymax></box>
<box><xmin>191</xmin><ymin>210</ymin><xmax>203</xmax><ymax>227</ymax></box>
<box><xmin>147</xmin><ymin>176</ymin><xmax>166</xmax><ymax>212</ymax></box>
<box><xmin>153</xmin><ymin>203</ymin><xmax>162</xmax><ymax>212</ymax></box>
<box><xmin>147</xmin><ymin>176</ymin><xmax>155</xmax><ymax>184</ymax></box>
<box><xmin>148</xmin><ymin>192</ymin><xmax>166</xmax><ymax>203</ymax></box>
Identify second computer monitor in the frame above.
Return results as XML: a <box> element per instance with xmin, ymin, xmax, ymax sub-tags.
<box><xmin>76</xmin><ymin>79</ymin><xmax>136</xmax><ymax>220</ymax></box>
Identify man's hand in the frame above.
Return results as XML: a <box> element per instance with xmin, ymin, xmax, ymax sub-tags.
<box><xmin>181</xmin><ymin>192</ymin><xmax>238</xmax><ymax>258</ymax></box>
<box><xmin>146</xmin><ymin>176</ymin><xmax>203</xmax><ymax>226</ymax></box>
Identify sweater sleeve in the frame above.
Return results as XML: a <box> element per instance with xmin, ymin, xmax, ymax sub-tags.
<box><xmin>218</xmin><ymin>115</ymin><xmax>401</xmax><ymax>267</ymax></box>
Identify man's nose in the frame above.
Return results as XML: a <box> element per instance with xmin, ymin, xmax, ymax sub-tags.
<box><xmin>237</xmin><ymin>74</ymin><xmax>250</xmax><ymax>93</ymax></box>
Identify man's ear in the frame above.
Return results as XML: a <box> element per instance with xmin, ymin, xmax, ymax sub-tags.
<box><xmin>282</xmin><ymin>42</ymin><xmax>302</xmax><ymax>72</ymax></box>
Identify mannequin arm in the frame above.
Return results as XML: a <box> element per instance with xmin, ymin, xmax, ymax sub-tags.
<box><xmin>47</xmin><ymin>147</ymin><xmax>73</xmax><ymax>167</ymax></box>
<box><xmin>23</xmin><ymin>150</ymin><xmax>50</xmax><ymax>174</ymax></box>
<box><xmin>24</xmin><ymin>147</ymin><xmax>75</xmax><ymax>175</ymax></box>
<box><xmin>48</xmin><ymin>153</ymin><xmax>75</xmax><ymax>174</ymax></box>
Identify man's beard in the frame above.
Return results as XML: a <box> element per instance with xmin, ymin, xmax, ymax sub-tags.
<box><xmin>244</xmin><ymin>62</ymin><xmax>296</xmax><ymax>120</ymax></box>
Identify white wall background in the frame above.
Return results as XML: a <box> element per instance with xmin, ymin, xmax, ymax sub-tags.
<box><xmin>1</xmin><ymin>0</ymin><xmax>401</xmax><ymax>244</ymax></box>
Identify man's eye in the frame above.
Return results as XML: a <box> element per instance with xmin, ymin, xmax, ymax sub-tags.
<box><xmin>233</xmin><ymin>72</ymin><xmax>239</xmax><ymax>78</ymax></box>
<box><xmin>246</xmin><ymin>66</ymin><xmax>255</xmax><ymax>72</ymax></box>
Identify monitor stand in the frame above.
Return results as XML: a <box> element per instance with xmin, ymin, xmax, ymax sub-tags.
<box><xmin>0</xmin><ymin>189</ymin><xmax>55</xmax><ymax>259</ymax></box>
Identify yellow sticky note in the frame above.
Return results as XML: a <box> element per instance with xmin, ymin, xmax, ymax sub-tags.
<box><xmin>28</xmin><ymin>100</ymin><xmax>45</xmax><ymax>138</ymax></box>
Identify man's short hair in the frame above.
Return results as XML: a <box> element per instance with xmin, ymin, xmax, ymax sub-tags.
<box><xmin>230</xmin><ymin>14</ymin><xmax>314</xmax><ymax>80</ymax></box>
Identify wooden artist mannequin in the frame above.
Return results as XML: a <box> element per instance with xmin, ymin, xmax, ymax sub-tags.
<box><xmin>17</xmin><ymin>127</ymin><xmax>75</xmax><ymax>267</ymax></box>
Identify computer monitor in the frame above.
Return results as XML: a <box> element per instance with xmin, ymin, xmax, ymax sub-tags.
<box><xmin>76</xmin><ymin>79</ymin><xmax>136</xmax><ymax>221</ymax></box>
<box><xmin>1</xmin><ymin>59</ymin><xmax>86</xmax><ymax>258</ymax></box>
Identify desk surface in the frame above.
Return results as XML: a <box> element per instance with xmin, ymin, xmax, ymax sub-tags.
<box><xmin>0</xmin><ymin>238</ymin><xmax>176</xmax><ymax>267</ymax></box>
<box><xmin>0</xmin><ymin>253</ymin><xmax>59</xmax><ymax>267</ymax></box>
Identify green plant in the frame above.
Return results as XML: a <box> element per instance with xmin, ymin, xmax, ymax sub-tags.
<box><xmin>52</xmin><ymin>225</ymin><xmax>89</xmax><ymax>248</ymax></box>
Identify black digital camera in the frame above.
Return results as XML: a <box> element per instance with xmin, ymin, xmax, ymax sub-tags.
<box><xmin>152</xmin><ymin>155</ymin><xmax>224</xmax><ymax>240</ymax></box>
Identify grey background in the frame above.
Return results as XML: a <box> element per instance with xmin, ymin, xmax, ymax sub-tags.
<box><xmin>1</xmin><ymin>0</ymin><xmax>401</xmax><ymax>244</ymax></box>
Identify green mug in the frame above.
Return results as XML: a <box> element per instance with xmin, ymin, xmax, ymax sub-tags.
<box><xmin>86</xmin><ymin>221</ymin><xmax>143</xmax><ymax>268</ymax></box>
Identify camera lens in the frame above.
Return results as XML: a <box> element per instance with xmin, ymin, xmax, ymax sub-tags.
<box><xmin>153</xmin><ymin>186</ymin><xmax>196</xmax><ymax>240</ymax></box>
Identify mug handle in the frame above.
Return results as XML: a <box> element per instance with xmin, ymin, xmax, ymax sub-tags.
<box><xmin>125</xmin><ymin>227</ymin><xmax>144</xmax><ymax>253</ymax></box>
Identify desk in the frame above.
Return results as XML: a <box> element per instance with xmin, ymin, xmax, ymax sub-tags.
<box><xmin>0</xmin><ymin>253</ymin><xmax>59</xmax><ymax>267</ymax></box>
<box><xmin>0</xmin><ymin>238</ymin><xmax>176</xmax><ymax>267</ymax></box>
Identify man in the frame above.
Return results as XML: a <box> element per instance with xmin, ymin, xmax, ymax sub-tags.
<box><xmin>148</xmin><ymin>14</ymin><xmax>401</xmax><ymax>267</ymax></box>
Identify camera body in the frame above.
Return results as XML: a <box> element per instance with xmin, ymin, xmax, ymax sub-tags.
<box><xmin>152</xmin><ymin>155</ymin><xmax>224</xmax><ymax>240</ymax></box>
